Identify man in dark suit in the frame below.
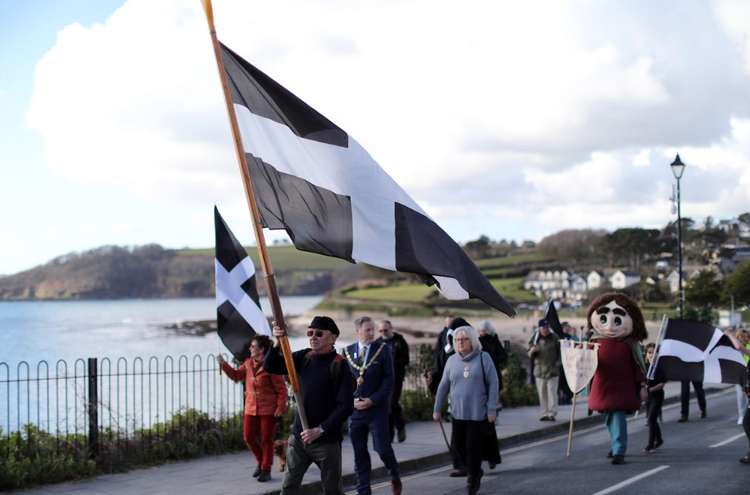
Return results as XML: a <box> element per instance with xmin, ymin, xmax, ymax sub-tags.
<box><xmin>377</xmin><ymin>319</ymin><xmax>410</xmax><ymax>443</ymax></box>
<box><xmin>343</xmin><ymin>316</ymin><xmax>401</xmax><ymax>495</ymax></box>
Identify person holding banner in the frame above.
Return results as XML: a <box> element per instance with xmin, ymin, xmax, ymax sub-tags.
<box><xmin>265</xmin><ymin>316</ymin><xmax>354</xmax><ymax>495</ymax></box>
<box><xmin>586</xmin><ymin>293</ymin><xmax>648</xmax><ymax>465</ymax></box>
<box><xmin>219</xmin><ymin>335</ymin><xmax>287</xmax><ymax>481</ymax></box>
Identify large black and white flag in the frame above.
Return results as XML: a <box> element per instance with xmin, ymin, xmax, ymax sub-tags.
<box><xmin>214</xmin><ymin>207</ymin><xmax>270</xmax><ymax>360</ymax></box>
<box><xmin>650</xmin><ymin>318</ymin><xmax>746</xmax><ymax>385</ymax></box>
<box><xmin>218</xmin><ymin>43</ymin><xmax>515</xmax><ymax>317</ymax></box>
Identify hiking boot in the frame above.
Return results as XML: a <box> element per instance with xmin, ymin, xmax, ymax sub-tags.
<box><xmin>252</xmin><ymin>466</ymin><xmax>262</xmax><ymax>478</ymax></box>
<box><xmin>257</xmin><ymin>470</ymin><xmax>271</xmax><ymax>482</ymax></box>
<box><xmin>611</xmin><ymin>455</ymin><xmax>626</xmax><ymax>465</ymax></box>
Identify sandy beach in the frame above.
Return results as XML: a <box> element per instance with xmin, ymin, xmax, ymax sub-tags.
<box><xmin>285</xmin><ymin>310</ymin><xmax>666</xmax><ymax>348</ymax></box>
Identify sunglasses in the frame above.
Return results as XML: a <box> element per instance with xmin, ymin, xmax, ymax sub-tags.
<box><xmin>306</xmin><ymin>329</ymin><xmax>327</xmax><ymax>337</ymax></box>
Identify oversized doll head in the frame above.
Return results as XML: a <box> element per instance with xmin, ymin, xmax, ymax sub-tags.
<box><xmin>586</xmin><ymin>292</ymin><xmax>647</xmax><ymax>341</ymax></box>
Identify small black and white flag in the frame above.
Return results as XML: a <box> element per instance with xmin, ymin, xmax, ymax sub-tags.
<box><xmin>544</xmin><ymin>300</ymin><xmax>562</xmax><ymax>336</ymax></box>
<box><xmin>650</xmin><ymin>318</ymin><xmax>746</xmax><ymax>385</ymax></box>
<box><xmin>214</xmin><ymin>207</ymin><xmax>270</xmax><ymax>360</ymax></box>
<box><xmin>218</xmin><ymin>43</ymin><xmax>515</xmax><ymax>317</ymax></box>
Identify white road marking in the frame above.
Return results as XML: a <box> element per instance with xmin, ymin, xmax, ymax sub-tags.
<box><xmin>709</xmin><ymin>432</ymin><xmax>746</xmax><ymax>448</ymax></box>
<box><xmin>591</xmin><ymin>465</ymin><xmax>670</xmax><ymax>495</ymax></box>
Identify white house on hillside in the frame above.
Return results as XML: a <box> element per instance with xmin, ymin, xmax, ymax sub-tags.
<box><xmin>609</xmin><ymin>270</ymin><xmax>640</xmax><ymax>289</ymax></box>
<box><xmin>587</xmin><ymin>270</ymin><xmax>605</xmax><ymax>290</ymax></box>
<box><xmin>523</xmin><ymin>270</ymin><xmax>586</xmax><ymax>301</ymax></box>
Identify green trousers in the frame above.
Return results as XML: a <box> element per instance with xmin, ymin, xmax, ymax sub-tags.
<box><xmin>282</xmin><ymin>435</ymin><xmax>343</xmax><ymax>495</ymax></box>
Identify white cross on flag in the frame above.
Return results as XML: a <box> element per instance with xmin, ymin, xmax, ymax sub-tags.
<box><xmin>214</xmin><ymin>207</ymin><xmax>270</xmax><ymax>360</ymax></box>
<box><xmin>650</xmin><ymin>318</ymin><xmax>746</xmax><ymax>385</ymax></box>
<box><xmin>218</xmin><ymin>43</ymin><xmax>515</xmax><ymax>317</ymax></box>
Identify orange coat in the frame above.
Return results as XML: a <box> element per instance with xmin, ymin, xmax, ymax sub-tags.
<box><xmin>221</xmin><ymin>358</ymin><xmax>287</xmax><ymax>416</ymax></box>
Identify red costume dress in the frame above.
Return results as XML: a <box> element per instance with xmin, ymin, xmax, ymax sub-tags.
<box><xmin>589</xmin><ymin>339</ymin><xmax>644</xmax><ymax>413</ymax></box>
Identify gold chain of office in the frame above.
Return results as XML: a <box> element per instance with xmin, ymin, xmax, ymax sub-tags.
<box><xmin>344</xmin><ymin>344</ymin><xmax>386</xmax><ymax>387</ymax></box>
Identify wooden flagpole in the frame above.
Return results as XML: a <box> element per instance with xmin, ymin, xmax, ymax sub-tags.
<box><xmin>200</xmin><ymin>0</ymin><xmax>308</xmax><ymax>429</ymax></box>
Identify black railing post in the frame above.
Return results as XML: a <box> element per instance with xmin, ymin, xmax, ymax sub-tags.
<box><xmin>87</xmin><ymin>357</ymin><xmax>98</xmax><ymax>459</ymax></box>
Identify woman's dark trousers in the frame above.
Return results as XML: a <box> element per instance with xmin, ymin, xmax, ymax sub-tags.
<box><xmin>453</xmin><ymin>419</ymin><xmax>484</xmax><ymax>482</ymax></box>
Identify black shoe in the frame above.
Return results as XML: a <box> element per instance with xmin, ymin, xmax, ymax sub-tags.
<box><xmin>677</xmin><ymin>416</ymin><xmax>688</xmax><ymax>423</ymax></box>
<box><xmin>740</xmin><ymin>454</ymin><xmax>750</xmax><ymax>464</ymax></box>
<box><xmin>643</xmin><ymin>445</ymin><xmax>655</xmax><ymax>453</ymax></box>
<box><xmin>450</xmin><ymin>469</ymin><xmax>467</xmax><ymax>477</ymax></box>
<box><xmin>467</xmin><ymin>470</ymin><xmax>483</xmax><ymax>495</ymax></box>
<box><xmin>397</xmin><ymin>428</ymin><xmax>407</xmax><ymax>443</ymax></box>
<box><xmin>257</xmin><ymin>470</ymin><xmax>271</xmax><ymax>482</ymax></box>
<box><xmin>607</xmin><ymin>450</ymin><xmax>613</xmax><ymax>458</ymax></box>
<box><xmin>549</xmin><ymin>415</ymin><xmax>556</xmax><ymax>421</ymax></box>
<box><xmin>611</xmin><ymin>455</ymin><xmax>626</xmax><ymax>465</ymax></box>
<box><xmin>654</xmin><ymin>439</ymin><xmax>664</xmax><ymax>449</ymax></box>
<box><xmin>252</xmin><ymin>467</ymin><xmax>262</xmax><ymax>478</ymax></box>
<box><xmin>700</xmin><ymin>411</ymin><xmax>707</xmax><ymax>419</ymax></box>
<box><xmin>489</xmin><ymin>462</ymin><xmax>496</xmax><ymax>470</ymax></box>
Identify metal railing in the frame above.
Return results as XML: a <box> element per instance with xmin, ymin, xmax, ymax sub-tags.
<box><xmin>1</xmin><ymin>354</ymin><xmax>245</xmax><ymax>462</ymax></box>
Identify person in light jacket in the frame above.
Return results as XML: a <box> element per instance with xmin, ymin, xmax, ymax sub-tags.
<box><xmin>219</xmin><ymin>335</ymin><xmax>287</xmax><ymax>481</ymax></box>
<box><xmin>433</xmin><ymin>325</ymin><xmax>498</xmax><ymax>495</ymax></box>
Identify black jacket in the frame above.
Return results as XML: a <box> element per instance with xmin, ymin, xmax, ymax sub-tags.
<box><xmin>479</xmin><ymin>334</ymin><xmax>508</xmax><ymax>389</ymax></box>
<box><xmin>264</xmin><ymin>346</ymin><xmax>354</xmax><ymax>443</ymax></box>
<box><xmin>343</xmin><ymin>340</ymin><xmax>394</xmax><ymax>420</ymax></box>
<box><xmin>377</xmin><ymin>332</ymin><xmax>410</xmax><ymax>381</ymax></box>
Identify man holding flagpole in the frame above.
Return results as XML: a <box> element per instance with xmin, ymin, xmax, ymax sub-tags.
<box><xmin>265</xmin><ymin>317</ymin><xmax>354</xmax><ymax>495</ymax></box>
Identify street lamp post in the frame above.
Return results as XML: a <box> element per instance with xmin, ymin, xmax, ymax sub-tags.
<box><xmin>670</xmin><ymin>154</ymin><xmax>686</xmax><ymax>318</ymax></box>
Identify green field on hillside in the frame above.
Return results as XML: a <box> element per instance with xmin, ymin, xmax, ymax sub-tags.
<box><xmin>345</xmin><ymin>276</ymin><xmax>538</xmax><ymax>304</ymax></box>
<box><xmin>475</xmin><ymin>252</ymin><xmax>551</xmax><ymax>268</ymax></box>
<box><xmin>176</xmin><ymin>245</ymin><xmax>348</xmax><ymax>271</ymax></box>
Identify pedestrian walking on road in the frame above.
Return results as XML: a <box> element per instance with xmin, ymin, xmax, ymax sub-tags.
<box><xmin>642</xmin><ymin>343</ymin><xmax>665</xmax><ymax>453</ymax></box>
<box><xmin>265</xmin><ymin>316</ymin><xmax>354</xmax><ymax>495</ymax></box>
<box><xmin>344</xmin><ymin>316</ymin><xmax>402</xmax><ymax>495</ymax></box>
<box><xmin>730</xmin><ymin>329</ymin><xmax>750</xmax><ymax>425</ymax></box>
<box><xmin>218</xmin><ymin>335</ymin><xmax>287</xmax><ymax>482</ymax></box>
<box><xmin>528</xmin><ymin>319</ymin><xmax>561</xmax><ymax>421</ymax></box>
<box><xmin>433</xmin><ymin>324</ymin><xmax>499</xmax><ymax>495</ymax></box>
<box><xmin>376</xmin><ymin>319</ymin><xmax>410</xmax><ymax>443</ymax></box>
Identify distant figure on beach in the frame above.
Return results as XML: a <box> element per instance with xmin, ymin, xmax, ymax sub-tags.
<box><xmin>218</xmin><ymin>335</ymin><xmax>287</xmax><ymax>482</ymax></box>
<box><xmin>376</xmin><ymin>319</ymin><xmax>410</xmax><ymax>443</ymax></box>
<box><xmin>265</xmin><ymin>316</ymin><xmax>354</xmax><ymax>495</ymax></box>
<box><xmin>343</xmin><ymin>316</ymin><xmax>401</xmax><ymax>495</ymax></box>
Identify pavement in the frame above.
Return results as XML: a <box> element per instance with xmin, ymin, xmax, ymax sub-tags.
<box><xmin>15</xmin><ymin>383</ymin><xmax>735</xmax><ymax>495</ymax></box>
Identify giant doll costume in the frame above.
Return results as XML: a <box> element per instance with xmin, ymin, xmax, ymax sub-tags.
<box><xmin>586</xmin><ymin>293</ymin><xmax>648</xmax><ymax>465</ymax></box>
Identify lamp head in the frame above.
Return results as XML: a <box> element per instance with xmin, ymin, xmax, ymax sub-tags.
<box><xmin>670</xmin><ymin>153</ymin><xmax>685</xmax><ymax>180</ymax></box>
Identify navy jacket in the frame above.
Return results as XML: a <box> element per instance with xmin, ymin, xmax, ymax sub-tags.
<box><xmin>342</xmin><ymin>340</ymin><xmax>394</xmax><ymax>420</ymax></box>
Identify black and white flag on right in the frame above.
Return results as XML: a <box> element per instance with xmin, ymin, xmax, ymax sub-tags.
<box><xmin>217</xmin><ymin>43</ymin><xmax>515</xmax><ymax>317</ymax></box>
<box><xmin>650</xmin><ymin>318</ymin><xmax>746</xmax><ymax>385</ymax></box>
<box><xmin>214</xmin><ymin>206</ymin><xmax>270</xmax><ymax>361</ymax></box>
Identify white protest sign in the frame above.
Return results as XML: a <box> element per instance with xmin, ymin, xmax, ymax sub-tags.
<box><xmin>561</xmin><ymin>340</ymin><xmax>599</xmax><ymax>394</ymax></box>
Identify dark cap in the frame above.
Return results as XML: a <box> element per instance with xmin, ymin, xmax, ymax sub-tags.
<box><xmin>309</xmin><ymin>315</ymin><xmax>339</xmax><ymax>336</ymax></box>
<box><xmin>449</xmin><ymin>317</ymin><xmax>471</xmax><ymax>330</ymax></box>
<box><xmin>538</xmin><ymin>319</ymin><xmax>548</xmax><ymax>327</ymax></box>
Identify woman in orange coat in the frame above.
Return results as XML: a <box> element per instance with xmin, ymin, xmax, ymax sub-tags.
<box><xmin>219</xmin><ymin>335</ymin><xmax>287</xmax><ymax>481</ymax></box>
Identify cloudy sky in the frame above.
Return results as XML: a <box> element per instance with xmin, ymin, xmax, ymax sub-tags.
<box><xmin>1</xmin><ymin>0</ymin><xmax>749</xmax><ymax>276</ymax></box>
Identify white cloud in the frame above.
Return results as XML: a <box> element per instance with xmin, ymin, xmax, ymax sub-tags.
<box><xmin>16</xmin><ymin>0</ymin><xmax>750</xmax><ymax>273</ymax></box>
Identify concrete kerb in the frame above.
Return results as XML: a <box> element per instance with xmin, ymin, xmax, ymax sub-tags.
<box><xmin>261</xmin><ymin>386</ymin><xmax>728</xmax><ymax>495</ymax></box>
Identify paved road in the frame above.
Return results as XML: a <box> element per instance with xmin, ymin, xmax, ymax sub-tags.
<box><xmin>369</xmin><ymin>389</ymin><xmax>750</xmax><ymax>495</ymax></box>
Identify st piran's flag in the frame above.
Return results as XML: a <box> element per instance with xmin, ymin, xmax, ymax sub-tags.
<box><xmin>544</xmin><ymin>300</ymin><xmax>562</xmax><ymax>336</ymax></box>
<box><xmin>650</xmin><ymin>318</ymin><xmax>746</xmax><ymax>385</ymax></box>
<box><xmin>214</xmin><ymin>207</ymin><xmax>271</xmax><ymax>360</ymax></box>
<box><xmin>219</xmin><ymin>43</ymin><xmax>515</xmax><ymax>317</ymax></box>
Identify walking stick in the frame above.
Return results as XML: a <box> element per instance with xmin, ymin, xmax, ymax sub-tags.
<box><xmin>437</xmin><ymin>419</ymin><xmax>460</xmax><ymax>462</ymax></box>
